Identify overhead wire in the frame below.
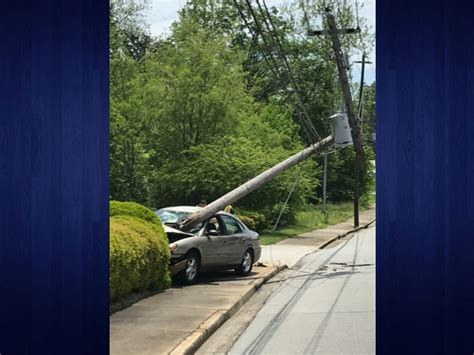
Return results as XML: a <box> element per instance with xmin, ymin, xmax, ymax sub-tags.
<box><xmin>238</xmin><ymin>0</ymin><xmax>319</xmax><ymax>145</ymax></box>
<box><xmin>258</xmin><ymin>0</ymin><xmax>322</xmax><ymax>143</ymax></box>
<box><xmin>232</xmin><ymin>0</ymin><xmax>283</xmax><ymax>81</ymax></box>
<box><xmin>236</xmin><ymin>1</ymin><xmax>335</xmax><ymax>260</ymax></box>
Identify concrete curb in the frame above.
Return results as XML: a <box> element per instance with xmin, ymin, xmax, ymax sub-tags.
<box><xmin>317</xmin><ymin>217</ymin><xmax>376</xmax><ymax>250</ymax></box>
<box><xmin>168</xmin><ymin>264</ymin><xmax>287</xmax><ymax>355</ymax></box>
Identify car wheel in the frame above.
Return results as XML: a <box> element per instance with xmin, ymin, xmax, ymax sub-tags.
<box><xmin>236</xmin><ymin>249</ymin><xmax>253</xmax><ymax>276</ymax></box>
<box><xmin>177</xmin><ymin>251</ymin><xmax>200</xmax><ymax>284</ymax></box>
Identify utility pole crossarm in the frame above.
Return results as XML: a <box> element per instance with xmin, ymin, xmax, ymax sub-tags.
<box><xmin>308</xmin><ymin>27</ymin><xmax>361</xmax><ymax>36</ymax></box>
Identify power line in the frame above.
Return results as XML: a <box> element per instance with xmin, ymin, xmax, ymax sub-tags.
<box><xmin>232</xmin><ymin>0</ymin><xmax>282</xmax><ymax>81</ymax></box>
<box><xmin>257</xmin><ymin>0</ymin><xmax>322</xmax><ymax>143</ymax></box>
<box><xmin>234</xmin><ymin>1</ymin><xmax>315</xmax><ymax>145</ymax></box>
<box><xmin>239</xmin><ymin>0</ymin><xmax>320</xmax><ymax>145</ymax></box>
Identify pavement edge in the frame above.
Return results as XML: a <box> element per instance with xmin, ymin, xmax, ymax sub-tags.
<box><xmin>317</xmin><ymin>217</ymin><xmax>376</xmax><ymax>250</ymax></box>
<box><xmin>168</xmin><ymin>264</ymin><xmax>287</xmax><ymax>355</ymax></box>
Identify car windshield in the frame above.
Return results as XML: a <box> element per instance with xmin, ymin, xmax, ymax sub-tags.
<box><xmin>156</xmin><ymin>209</ymin><xmax>204</xmax><ymax>233</ymax></box>
<box><xmin>156</xmin><ymin>209</ymin><xmax>191</xmax><ymax>224</ymax></box>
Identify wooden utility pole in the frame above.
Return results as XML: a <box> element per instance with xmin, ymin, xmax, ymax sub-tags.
<box><xmin>310</xmin><ymin>9</ymin><xmax>365</xmax><ymax>227</ymax></box>
<box><xmin>355</xmin><ymin>53</ymin><xmax>372</xmax><ymax>132</ymax></box>
<box><xmin>180</xmin><ymin>136</ymin><xmax>334</xmax><ymax>231</ymax></box>
<box><xmin>322</xmin><ymin>153</ymin><xmax>328</xmax><ymax>223</ymax></box>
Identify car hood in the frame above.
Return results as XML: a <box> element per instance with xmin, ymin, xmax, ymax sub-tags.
<box><xmin>163</xmin><ymin>225</ymin><xmax>196</xmax><ymax>243</ymax></box>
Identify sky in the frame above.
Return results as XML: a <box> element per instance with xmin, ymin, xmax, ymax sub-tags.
<box><xmin>144</xmin><ymin>0</ymin><xmax>375</xmax><ymax>83</ymax></box>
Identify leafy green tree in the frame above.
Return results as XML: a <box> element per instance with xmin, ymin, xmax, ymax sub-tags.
<box><xmin>110</xmin><ymin>0</ymin><xmax>154</xmax><ymax>61</ymax></box>
<box><xmin>110</xmin><ymin>0</ymin><xmax>154</xmax><ymax>204</ymax></box>
<box><xmin>140</xmin><ymin>17</ymin><xmax>317</xmax><ymax>216</ymax></box>
<box><xmin>140</xmin><ymin>18</ymin><xmax>249</xmax><ymax>157</ymax></box>
<box><xmin>109</xmin><ymin>0</ymin><xmax>375</xmax><ymax>217</ymax></box>
<box><xmin>316</xmin><ymin>144</ymin><xmax>375</xmax><ymax>203</ymax></box>
<box><xmin>361</xmin><ymin>81</ymin><xmax>376</xmax><ymax>149</ymax></box>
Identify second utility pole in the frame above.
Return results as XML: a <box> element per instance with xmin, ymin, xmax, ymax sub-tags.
<box><xmin>324</xmin><ymin>8</ymin><xmax>365</xmax><ymax>227</ymax></box>
<box><xmin>355</xmin><ymin>53</ymin><xmax>372</xmax><ymax>132</ymax></box>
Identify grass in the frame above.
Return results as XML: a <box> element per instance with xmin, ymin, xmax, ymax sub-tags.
<box><xmin>259</xmin><ymin>196</ymin><xmax>375</xmax><ymax>246</ymax></box>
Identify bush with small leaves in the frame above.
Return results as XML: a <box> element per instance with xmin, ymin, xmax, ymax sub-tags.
<box><xmin>109</xmin><ymin>201</ymin><xmax>171</xmax><ymax>302</ymax></box>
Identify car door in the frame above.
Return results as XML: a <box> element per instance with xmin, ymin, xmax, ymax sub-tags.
<box><xmin>219</xmin><ymin>215</ymin><xmax>247</xmax><ymax>265</ymax></box>
<box><xmin>199</xmin><ymin>216</ymin><xmax>228</xmax><ymax>267</ymax></box>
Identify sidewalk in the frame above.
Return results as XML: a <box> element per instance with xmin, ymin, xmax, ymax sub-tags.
<box><xmin>259</xmin><ymin>206</ymin><xmax>375</xmax><ymax>268</ymax></box>
<box><xmin>110</xmin><ymin>206</ymin><xmax>375</xmax><ymax>355</ymax></box>
<box><xmin>110</xmin><ymin>265</ymin><xmax>283</xmax><ymax>355</ymax></box>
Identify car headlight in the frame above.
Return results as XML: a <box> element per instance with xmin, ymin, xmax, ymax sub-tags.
<box><xmin>169</xmin><ymin>242</ymin><xmax>179</xmax><ymax>254</ymax></box>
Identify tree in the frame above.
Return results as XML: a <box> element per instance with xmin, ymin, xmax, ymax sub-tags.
<box><xmin>361</xmin><ymin>81</ymin><xmax>376</xmax><ymax>149</ymax></box>
<box><xmin>110</xmin><ymin>0</ymin><xmax>154</xmax><ymax>61</ymax></box>
<box><xmin>140</xmin><ymin>18</ymin><xmax>248</xmax><ymax>157</ymax></box>
<box><xmin>110</xmin><ymin>0</ymin><xmax>154</xmax><ymax>204</ymax></box>
<box><xmin>109</xmin><ymin>0</ymin><xmax>375</xmax><ymax>217</ymax></box>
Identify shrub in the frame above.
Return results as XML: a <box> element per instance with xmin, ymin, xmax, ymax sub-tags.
<box><xmin>110</xmin><ymin>200</ymin><xmax>161</xmax><ymax>226</ymax></box>
<box><xmin>109</xmin><ymin>201</ymin><xmax>171</xmax><ymax>302</ymax></box>
<box><xmin>237</xmin><ymin>215</ymin><xmax>257</xmax><ymax>231</ymax></box>
<box><xmin>237</xmin><ymin>210</ymin><xmax>267</xmax><ymax>232</ymax></box>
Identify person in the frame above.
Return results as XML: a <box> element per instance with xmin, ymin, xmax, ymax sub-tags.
<box><xmin>197</xmin><ymin>199</ymin><xmax>207</xmax><ymax>207</ymax></box>
<box><xmin>224</xmin><ymin>205</ymin><xmax>234</xmax><ymax>214</ymax></box>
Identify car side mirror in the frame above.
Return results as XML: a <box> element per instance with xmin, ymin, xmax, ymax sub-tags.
<box><xmin>206</xmin><ymin>229</ymin><xmax>219</xmax><ymax>237</ymax></box>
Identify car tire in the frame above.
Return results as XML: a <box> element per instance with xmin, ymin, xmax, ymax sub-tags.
<box><xmin>236</xmin><ymin>249</ymin><xmax>253</xmax><ymax>276</ymax></box>
<box><xmin>177</xmin><ymin>251</ymin><xmax>200</xmax><ymax>285</ymax></box>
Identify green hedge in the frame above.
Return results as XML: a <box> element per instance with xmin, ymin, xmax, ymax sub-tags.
<box><xmin>110</xmin><ymin>201</ymin><xmax>171</xmax><ymax>302</ymax></box>
<box><xmin>236</xmin><ymin>210</ymin><xmax>267</xmax><ymax>232</ymax></box>
<box><xmin>110</xmin><ymin>200</ymin><xmax>162</xmax><ymax>226</ymax></box>
<box><xmin>237</xmin><ymin>215</ymin><xmax>257</xmax><ymax>231</ymax></box>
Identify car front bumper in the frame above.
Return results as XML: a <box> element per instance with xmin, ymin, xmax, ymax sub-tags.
<box><xmin>169</xmin><ymin>256</ymin><xmax>187</xmax><ymax>275</ymax></box>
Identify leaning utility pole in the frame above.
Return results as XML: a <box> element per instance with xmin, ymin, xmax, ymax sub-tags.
<box><xmin>180</xmin><ymin>136</ymin><xmax>334</xmax><ymax>231</ymax></box>
<box><xmin>310</xmin><ymin>8</ymin><xmax>365</xmax><ymax>227</ymax></box>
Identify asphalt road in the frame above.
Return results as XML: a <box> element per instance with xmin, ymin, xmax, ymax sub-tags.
<box><xmin>228</xmin><ymin>226</ymin><xmax>375</xmax><ymax>355</ymax></box>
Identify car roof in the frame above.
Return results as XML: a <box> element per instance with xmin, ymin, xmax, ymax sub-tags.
<box><xmin>158</xmin><ymin>206</ymin><xmax>203</xmax><ymax>213</ymax></box>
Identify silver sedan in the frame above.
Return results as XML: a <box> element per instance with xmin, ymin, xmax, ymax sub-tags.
<box><xmin>156</xmin><ymin>206</ymin><xmax>262</xmax><ymax>284</ymax></box>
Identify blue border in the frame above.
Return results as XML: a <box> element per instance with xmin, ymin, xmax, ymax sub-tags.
<box><xmin>2</xmin><ymin>0</ymin><xmax>474</xmax><ymax>353</ymax></box>
<box><xmin>377</xmin><ymin>1</ymin><xmax>474</xmax><ymax>353</ymax></box>
<box><xmin>0</xmin><ymin>1</ymin><xmax>109</xmax><ymax>354</ymax></box>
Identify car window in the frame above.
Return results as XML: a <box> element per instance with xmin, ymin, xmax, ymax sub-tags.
<box><xmin>205</xmin><ymin>216</ymin><xmax>225</xmax><ymax>235</ymax></box>
<box><xmin>220</xmin><ymin>215</ymin><xmax>243</xmax><ymax>235</ymax></box>
<box><xmin>188</xmin><ymin>221</ymin><xmax>204</xmax><ymax>234</ymax></box>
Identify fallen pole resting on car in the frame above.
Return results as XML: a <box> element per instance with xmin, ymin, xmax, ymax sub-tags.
<box><xmin>179</xmin><ymin>135</ymin><xmax>334</xmax><ymax>231</ymax></box>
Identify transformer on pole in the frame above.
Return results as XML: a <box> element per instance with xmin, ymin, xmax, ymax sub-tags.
<box><xmin>330</xmin><ymin>111</ymin><xmax>353</xmax><ymax>148</ymax></box>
